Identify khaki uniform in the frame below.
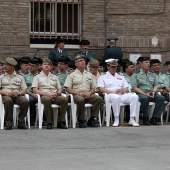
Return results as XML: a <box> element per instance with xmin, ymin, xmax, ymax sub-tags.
<box><xmin>32</xmin><ymin>71</ymin><xmax>68</xmax><ymax>124</ymax></box>
<box><xmin>131</xmin><ymin>69</ymin><xmax>165</xmax><ymax>118</ymax></box>
<box><xmin>64</xmin><ymin>69</ymin><xmax>103</xmax><ymax>121</ymax></box>
<box><xmin>0</xmin><ymin>71</ymin><xmax>29</xmax><ymax>127</ymax></box>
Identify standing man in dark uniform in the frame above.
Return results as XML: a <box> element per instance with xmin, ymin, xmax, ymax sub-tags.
<box><xmin>0</xmin><ymin>57</ymin><xmax>29</xmax><ymax>130</ymax></box>
<box><xmin>75</xmin><ymin>40</ymin><xmax>95</xmax><ymax>63</ymax></box>
<box><xmin>103</xmin><ymin>36</ymin><xmax>123</xmax><ymax>72</ymax></box>
<box><xmin>48</xmin><ymin>38</ymin><xmax>68</xmax><ymax>63</ymax></box>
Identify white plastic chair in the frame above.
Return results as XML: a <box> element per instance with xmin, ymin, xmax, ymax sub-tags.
<box><xmin>35</xmin><ymin>94</ymin><xmax>68</xmax><ymax>129</ymax></box>
<box><xmin>69</xmin><ymin>94</ymin><xmax>101</xmax><ymax>128</ymax></box>
<box><xmin>0</xmin><ymin>94</ymin><xmax>30</xmax><ymax>129</ymax></box>
<box><xmin>103</xmin><ymin>93</ymin><xmax>140</xmax><ymax>126</ymax></box>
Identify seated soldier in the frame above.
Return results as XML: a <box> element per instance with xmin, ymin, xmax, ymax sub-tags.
<box><xmin>32</xmin><ymin>58</ymin><xmax>68</xmax><ymax>129</ymax></box>
<box><xmin>64</xmin><ymin>55</ymin><xmax>103</xmax><ymax>128</ymax></box>
<box><xmin>131</xmin><ymin>57</ymin><xmax>165</xmax><ymax>125</ymax></box>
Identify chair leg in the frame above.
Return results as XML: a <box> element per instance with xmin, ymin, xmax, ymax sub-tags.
<box><xmin>120</xmin><ymin>107</ymin><xmax>125</xmax><ymax>125</ymax></box>
<box><xmin>98</xmin><ymin>111</ymin><xmax>101</xmax><ymax>127</ymax></box>
<box><xmin>53</xmin><ymin>109</ymin><xmax>58</xmax><ymax>127</ymax></box>
<box><xmin>166</xmin><ymin>106</ymin><xmax>169</xmax><ymax>123</ymax></box>
<box><xmin>1</xmin><ymin>106</ymin><xmax>5</xmax><ymax>129</ymax></box>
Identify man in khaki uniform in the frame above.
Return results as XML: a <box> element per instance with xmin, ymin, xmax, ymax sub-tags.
<box><xmin>32</xmin><ymin>58</ymin><xmax>68</xmax><ymax>129</ymax></box>
<box><xmin>0</xmin><ymin>57</ymin><xmax>29</xmax><ymax>130</ymax></box>
<box><xmin>64</xmin><ymin>55</ymin><xmax>103</xmax><ymax>128</ymax></box>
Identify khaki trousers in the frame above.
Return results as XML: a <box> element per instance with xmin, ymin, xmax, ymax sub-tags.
<box><xmin>73</xmin><ymin>94</ymin><xmax>103</xmax><ymax>121</ymax></box>
<box><xmin>41</xmin><ymin>96</ymin><xmax>68</xmax><ymax>124</ymax></box>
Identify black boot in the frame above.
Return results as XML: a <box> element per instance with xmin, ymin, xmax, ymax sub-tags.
<box><xmin>143</xmin><ymin>117</ymin><xmax>150</xmax><ymax>126</ymax></box>
<box><xmin>87</xmin><ymin>117</ymin><xmax>99</xmax><ymax>127</ymax></box>
<box><xmin>150</xmin><ymin>117</ymin><xmax>159</xmax><ymax>125</ymax></box>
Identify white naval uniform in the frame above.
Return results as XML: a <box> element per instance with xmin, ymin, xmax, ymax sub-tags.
<box><xmin>97</xmin><ymin>71</ymin><xmax>138</xmax><ymax>117</ymax></box>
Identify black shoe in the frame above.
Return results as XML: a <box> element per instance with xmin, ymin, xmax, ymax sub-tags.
<box><xmin>17</xmin><ymin>126</ymin><xmax>27</xmax><ymax>129</ymax></box>
<box><xmin>46</xmin><ymin>123</ymin><xmax>53</xmax><ymax>129</ymax></box>
<box><xmin>79</xmin><ymin>120</ymin><xmax>85</xmax><ymax>128</ymax></box>
<box><xmin>143</xmin><ymin>117</ymin><xmax>150</xmax><ymax>126</ymax></box>
<box><xmin>57</xmin><ymin>122</ymin><xmax>67</xmax><ymax>129</ymax></box>
<box><xmin>5</xmin><ymin>126</ymin><xmax>12</xmax><ymax>130</ymax></box>
<box><xmin>87</xmin><ymin>117</ymin><xmax>99</xmax><ymax>127</ymax></box>
<box><xmin>150</xmin><ymin>117</ymin><xmax>159</xmax><ymax>126</ymax></box>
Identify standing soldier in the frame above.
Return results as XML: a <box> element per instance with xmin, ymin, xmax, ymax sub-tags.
<box><xmin>131</xmin><ymin>57</ymin><xmax>165</xmax><ymax>125</ymax></box>
<box><xmin>64</xmin><ymin>55</ymin><xmax>103</xmax><ymax>128</ymax></box>
<box><xmin>0</xmin><ymin>57</ymin><xmax>29</xmax><ymax>130</ymax></box>
<box><xmin>32</xmin><ymin>58</ymin><xmax>68</xmax><ymax>129</ymax></box>
<box><xmin>103</xmin><ymin>36</ymin><xmax>123</xmax><ymax>72</ymax></box>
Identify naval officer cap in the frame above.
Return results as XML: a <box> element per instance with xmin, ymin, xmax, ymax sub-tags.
<box><xmin>107</xmin><ymin>35</ymin><xmax>118</xmax><ymax>41</ymax></box>
<box><xmin>105</xmin><ymin>58</ymin><xmax>118</xmax><ymax>66</ymax></box>
<box><xmin>5</xmin><ymin>57</ymin><xmax>17</xmax><ymax>66</ymax></box>
<box><xmin>89</xmin><ymin>59</ymin><xmax>100</xmax><ymax>67</ymax></box>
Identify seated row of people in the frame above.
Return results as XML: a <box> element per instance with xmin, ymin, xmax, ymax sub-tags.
<box><xmin>0</xmin><ymin>55</ymin><xmax>170</xmax><ymax>130</ymax></box>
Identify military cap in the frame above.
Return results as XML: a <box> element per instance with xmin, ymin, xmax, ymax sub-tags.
<box><xmin>43</xmin><ymin>58</ymin><xmax>53</xmax><ymax>65</ymax></box>
<box><xmin>89</xmin><ymin>59</ymin><xmax>99</xmax><ymax>67</ymax></box>
<box><xmin>0</xmin><ymin>60</ymin><xmax>6</xmax><ymax>64</ymax></box>
<box><xmin>98</xmin><ymin>60</ymin><xmax>105</xmax><ymax>67</ymax></box>
<box><xmin>68</xmin><ymin>61</ymin><xmax>76</xmax><ymax>69</ymax></box>
<box><xmin>18</xmin><ymin>58</ymin><xmax>30</xmax><ymax>64</ymax></box>
<box><xmin>164</xmin><ymin>61</ymin><xmax>170</xmax><ymax>66</ymax></box>
<box><xmin>5</xmin><ymin>57</ymin><xmax>17</xmax><ymax>66</ymax></box>
<box><xmin>74</xmin><ymin>55</ymin><xmax>85</xmax><ymax>61</ymax></box>
<box><xmin>150</xmin><ymin>59</ymin><xmax>161</xmax><ymax>65</ymax></box>
<box><xmin>137</xmin><ymin>57</ymin><xmax>150</xmax><ymax>62</ymax></box>
<box><xmin>119</xmin><ymin>59</ymin><xmax>130</xmax><ymax>66</ymax></box>
<box><xmin>30</xmin><ymin>58</ymin><xmax>40</xmax><ymax>65</ymax></box>
<box><xmin>107</xmin><ymin>35</ymin><xmax>118</xmax><ymax>41</ymax></box>
<box><xmin>58</xmin><ymin>57</ymin><xmax>69</xmax><ymax>64</ymax></box>
<box><xmin>105</xmin><ymin>58</ymin><xmax>118</xmax><ymax>66</ymax></box>
<box><xmin>33</xmin><ymin>57</ymin><xmax>42</xmax><ymax>64</ymax></box>
<box><xmin>80</xmin><ymin>40</ymin><xmax>90</xmax><ymax>45</ymax></box>
<box><xmin>55</xmin><ymin>38</ymin><xmax>65</xmax><ymax>44</ymax></box>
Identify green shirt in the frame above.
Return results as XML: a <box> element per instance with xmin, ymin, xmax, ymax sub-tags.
<box><xmin>166</xmin><ymin>72</ymin><xmax>170</xmax><ymax>87</ymax></box>
<box><xmin>56</xmin><ymin>70</ymin><xmax>69</xmax><ymax>93</ymax></box>
<box><xmin>131</xmin><ymin>69</ymin><xmax>158</xmax><ymax>93</ymax></box>
<box><xmin>23</xmin><ymin>71</ymin><xmax>38</xmax><ymax>92</ymax></box>
<box><xmin>154</xmin><ymin>72</ymin><xmax>169</xmax><ymax>89</ymax></box>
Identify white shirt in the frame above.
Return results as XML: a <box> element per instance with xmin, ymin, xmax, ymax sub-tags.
<box><xmin>97</xmin><ymin>71</ymin><xmax>129</xmax><ymax>91</ymax></box>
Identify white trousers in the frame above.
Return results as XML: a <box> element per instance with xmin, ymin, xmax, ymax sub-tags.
<box><xmin>108</xmin><ymin>93</ymin><xmax>139</xmax><ymax>118</ymax></box>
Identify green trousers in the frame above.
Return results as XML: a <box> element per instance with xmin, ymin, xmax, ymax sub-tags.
<box><xmin>73</xmin><ymin>94</ymin><xmax>103</xmax><ymax>121</ymax></box>
<box><xmin>138</xmin><ymin>93</ymin><xmax>165</xmax><ymax>118</ymax></box>
<box><xmin>2</xmin><ymin>96</ymin><xmax>29</xmax><ymax>127</ymax></box>
<box><xmin>41</xmin><ymin>96</ymin><xmax>68</xmax><ymax>124</ymax></box>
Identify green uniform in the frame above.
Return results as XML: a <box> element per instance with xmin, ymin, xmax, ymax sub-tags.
<box><xmin>48</xmin><ymin>48</ymin><xmax>68</xmax><ymax>63</ymax></box>
<box><xmin>0</xmin><ymin>71</ymin><xmax>29</xmax><ymax>127</ymax></box>
<box><xmin>75</xmin><ymin>51</ymin><xmax>95</xmax><ymax>62</ymax></box>
<box><xmin>131</xmin><ymin>69</ymin><xmax>165</xmax><ymax>119</ymax></box>
<box><xmin>56</xmin><ymin>70</ymin><xmax>69</xmax><ymax>93</ymax></box>
<box><xmin>166</xmin><ymin>72</ymin><xmax>170</xmax><ymax>87</ymax></box>
<box><xmin>103</xmin><ymin>46</ymin><xmax>123</xmax><ymax>72</ymax></box>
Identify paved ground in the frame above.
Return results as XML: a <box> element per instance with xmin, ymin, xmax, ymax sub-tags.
<box><xmin>0</xmin><ymin>124</ymin><xmax>170</xmax><ymax>170</ymax></box>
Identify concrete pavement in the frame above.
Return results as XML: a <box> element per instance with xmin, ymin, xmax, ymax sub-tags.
<box><xmin>0</xmin><ymin>124</ymin><xmax>170</xmax><ymax>170</ymax></box>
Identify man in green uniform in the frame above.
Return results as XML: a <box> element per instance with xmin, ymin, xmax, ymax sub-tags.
<box><xmin>103</xmin><ymin>35</ymin><xmax>123</xmax><ymax>72</ymax></box>
<box><xmin>17</xmin><ymin>57</ymin><xmax>30</xmax><ymax>76</ymax></box>
<box><xmin>23</xmin><ymin>58</ymin><xmax>39</xmax><ymax>125</ymax></box>
<box><xmin>131</xmin><ymin>57</ymin><xmax>165</xmax><ymax>125</ymax></box>
<box><xmin>56</xmin><ymin>58</ymin><xmax>69</xmax><ymax>93</ymax></box>
<box><xmin>64</xmin><ymin>55</ymin><xmax>103</xmax><ymax>128</ymax></box>
<box><xmin>32</xmin><ymin>58</ymin><xmax>68</xmax><ymax>129</ymax></box>
<box><xmin>164</xmin><ymin>61</ymin><xmax>170</xmax><ymax>86</ymax></box>
<box><xmin>0</xmin><ymin>57</ymin><xmax>29</xmax><ymax>130</ymax></box>
<box><xmin>75</xmin><ymin>40</ymin><xmax>95</xmax><ymax>63</ymax></box>
<box><xmin>150</xmin><ymin>59</ymin><xmax>170</xmax><ymax>101</ymax></box>
<box><xmin>48</xmin><ymin>38</ymin><xmax>68</xmax><ymax>63</ymax></box>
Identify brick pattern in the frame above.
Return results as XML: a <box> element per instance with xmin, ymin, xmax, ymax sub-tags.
<box><xmin>0</xmin><ymin>0</ymin><xmax>170</xmax><ymax>67</ymax></box>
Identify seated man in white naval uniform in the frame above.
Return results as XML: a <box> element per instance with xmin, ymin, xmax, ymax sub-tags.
<box><xmin>97</xmin><ymin>59</ymin><xmax>139</xmax><ymax>127</ymax></box>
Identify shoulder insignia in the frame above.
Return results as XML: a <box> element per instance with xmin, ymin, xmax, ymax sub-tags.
<box><xmin>135</xmin><ymin>70</ymin><xmax>140</xmax><ymax>74</ymax></box>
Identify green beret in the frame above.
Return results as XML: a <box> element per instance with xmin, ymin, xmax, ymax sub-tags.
<box><xmin>89</xmin><ymin>59</ymin><xmax>99</xmax><ymax>67</ymax></box>
<box><xmin>5</xmin><ymin>57</ymin><xmax>17</xmax><ymax>66</ymax></box>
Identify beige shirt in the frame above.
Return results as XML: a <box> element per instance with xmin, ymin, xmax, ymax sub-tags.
<box><xmin>91</xmin><ymin>72</ymin><xmax>100</xmax><ymax>88</ymax></box>
<box><xmin>32</xmin><ymin>71</ymin><xmax>61</xmax><ymax>93</ymax></box>
<box><xmin>64</xmin><ymin>68</ymin><xmax>95</xmax><ymax>92</ymax></box>
<box><xmin>0</xmin><ymin>71</ymin><xmax>27</xmax><ymax>93</ymax></box>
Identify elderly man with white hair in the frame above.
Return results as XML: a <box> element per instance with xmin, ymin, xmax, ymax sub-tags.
<box><xmin>97</xmin><ymin>59</ymin><xmax>139</xmax><ymax>127</ymax></box>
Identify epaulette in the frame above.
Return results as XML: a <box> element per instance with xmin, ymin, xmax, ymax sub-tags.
<box><xmin>149</xmin><ymin>70</ymin><xmax>154</xmax><ymax>73</ymax></box>
<box><xmin>135</xmin><ymin>70</ymin><xmax>140</xmax><ymax>74</ymax></box>
<box><xmin>118</xmin><ymin>72</ymin><xmax>123</xmax><ymax>75</ymax></box>
<box><xmin>23</xmin><ymin>70</ymin><xmax>29</xmax><ymax>75</ymax></box>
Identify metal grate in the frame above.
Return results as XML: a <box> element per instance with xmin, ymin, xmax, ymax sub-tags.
<box><xmin>30</xmin><ymin>0</ymin><xmax>81</xmax><ymax>40</ymax></box>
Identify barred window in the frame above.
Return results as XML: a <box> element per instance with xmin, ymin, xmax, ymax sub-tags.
<box><xmin>30</xmin><ymin>0</ymin><xmax>81</xmax><ymax>44</ymax></box>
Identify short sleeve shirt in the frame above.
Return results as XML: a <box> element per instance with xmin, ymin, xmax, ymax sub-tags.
<box><xmin>32</xmin><ymin>71</ymin><xmax>61</xmax><ymax>93</ymax></box>
<box><xmin>64</xmin><ymin>69</ymin><xmax>95</xmax><ymax>92</ymax></box>
<box><xmin>131</xmin><ymin>69</ymin><xmax>158</xmax><ymax>93</ymax></box>
<box><xmin>97</xmin><ymin>71</ymin><xmax>129</xmax><ymax>91</ymax></box>
<box><xmin>154</xmin><ymin>72</ymin><xmax>169</xmax><ymax>89</ymax></box>
<box><xmin>0</xmin><ymin>71</ymin><xmax>27</xmax><ymax>93</ymax></box>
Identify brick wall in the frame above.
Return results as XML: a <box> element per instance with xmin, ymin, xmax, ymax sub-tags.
<box><xmin>0</xmin><ymin>0</ymin><xmax>170</xmax><ymax>69</ymax></box>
